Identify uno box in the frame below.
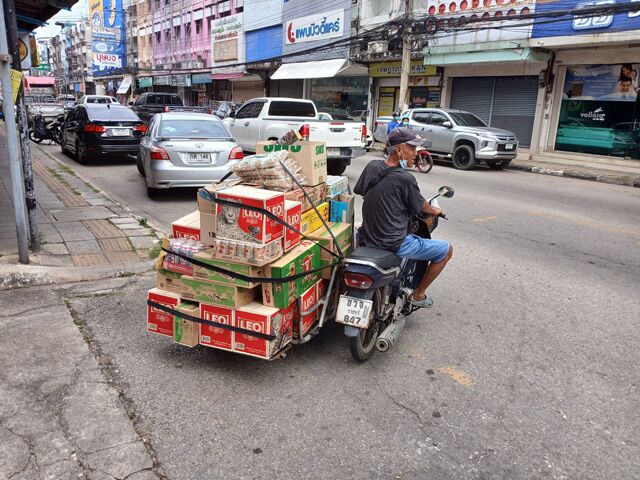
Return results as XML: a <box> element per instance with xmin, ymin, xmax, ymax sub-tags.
<box><xmin>197</xmin><ymin>179</ymin><xmax>241</xmax><ymax>214</ymax></box>
<box><xmin>307</xmin><ymin>222</ymin><xmax>352</xmax><ymax>260</ymax></box>
<box><xmin>191</xmin><ymin>250</ymin><xmax>264</xmax><ymax>288</ymax></box>
<box><xmin>326</xmin><ymin>175</ymin><xmax>349</xmax><ymax>198</ymax></box>
<box><xmin>262</xmin><ymin>240</ymin><xmax>322</xmax><ymax>308</ymax></box>
<box><xmin>284</xmin><ymin>200</ymin><xmax>302</xmax><ymax>252</ymax></box>
<box><xmin>300</xmin><ymin>202</ymin><xmax>329</xmax><ymax>235</ymax></box>
<box><xmin>147</xmin><ymin>288</ymin><xmax>181</xmax><ymax>337</ymax></box>
<box><xmin>285</xmin><ymin>183</ymin><xmax>327</xmax><ymax>212</ymax></box>
<box><xmin>181</xmin><ymin>275</ymin><xmax>256</xmax><ymax>308</ymax></box>
<box><xmin>174</xmin><ymin>302</ymin><xmax>200</xmax><ymax>347</ymax></box>
<box><xmin>172</xmin><ymin>210</ymin><xmax>200</xmax><ymax>241</ymax></box>
<box><xmin>233</xmin><ymin>302</ymin><xmax>295</xmax><ymax>360</ymax></box>
<box><xmin>200</xmin><ymin>303</ymin><xmax>234</xmax><ymax>351</ymax></box>
<box><xmin>257</xmin><ymin>141</ymin><xmax>327</xmax><ymax>185</ymax></box>
<box><xmin>156</xmin><ymin>268</ymin><xmax>183</xmax><ymax>295</ymax></box>
<box><xmin>216</xmin><ymin>185</ymin><xmax>285</xmax><ymax>245</ymax></box>
<box><xmin>329</xmin><ymin>194</ymin><xmax>355</xmax><ymax>223</ymax></box>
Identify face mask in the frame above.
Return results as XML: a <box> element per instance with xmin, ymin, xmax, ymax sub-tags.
<box><xmin>398</xmin><ymin>150</ymin><xmax>408</xmax><ymax>169</ymax></box>
<box><xmin>402</xmin><ymin>121</ymin><xmax>409</xmax><ymax>126</ymax></box>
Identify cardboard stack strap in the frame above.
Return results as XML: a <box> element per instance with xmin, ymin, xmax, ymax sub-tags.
<box><xmin>147</xmin><ymin>139</ymin><xmax>354</xmax><ymax>360</ymax></box>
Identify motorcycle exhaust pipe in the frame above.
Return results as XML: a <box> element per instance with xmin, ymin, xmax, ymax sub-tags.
<box><xmin>376</xmin><ymin>316</ymin><xmax>406</xmax><ymax>352</ymax></box>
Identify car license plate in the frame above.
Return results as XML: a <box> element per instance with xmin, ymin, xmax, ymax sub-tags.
<box><xmin>327</xmin><ymin>147</ymin><xmax>341</xmax><ymax>156</ymax></box>
<box><xmin>188</xmin><ymin>153</ymin><xmax>210</xmax><ymax>163</ymax></box>
<box><xmin>505</xmin><ymin>143</ymin><xmax>515</xmax><ymax>150</ymax></box>
<box><xmin>111</xmin><ymin>128</ymin><xmax>130</xmax><ymax>136</ymax></box>
<box><xmin>335</xmin><ymin>295</ymin><xmax>373</xmax><ymax>329</ymax></box>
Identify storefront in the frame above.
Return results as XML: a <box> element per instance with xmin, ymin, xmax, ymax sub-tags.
<box><xmin>191</xmin><ymin>73</ymin><xmax>213</xmax><ymax>106</ymax></box>
<box><xmin>370</xmin><ymin>61</ymin><xmax>443</xmax><ymax>118</ymax></box>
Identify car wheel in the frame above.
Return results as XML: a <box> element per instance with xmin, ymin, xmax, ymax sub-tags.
<box><xmin>75</xmin><ymin>140</ymin><xmax>87</xmax><ymax>164</ymax></box>
<box><xmin>327</xmin><ymin>161</ymin><xmax>347</xmax><ymax>175</ymax></box>
<box><xmin>452</xmin><ymin>144</ymin><xmax>476</xmax><ymax>170</ymax></box>
<box><xmin>146</xmin><ymin>185</ymin><xmax>161</xmax><ymax>198</ymax></box>
<box><xmin>136</xmin><ymin>154</ymin><xmax>146</xmax><ymax>176</ymax></box>
<box><xmin>487</xmin><ymin>159</ymin><xmax>511</xmax><ymax>170</ymax></box>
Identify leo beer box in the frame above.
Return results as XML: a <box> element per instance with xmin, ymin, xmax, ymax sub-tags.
<box><xmin>233</xmin><ymin>302</ymin><xmax>295</xmax><ymax>360</ymax></box>
<box><xmin>215</xmin><ymin>185</ymin><xmax>285</xmax><ymax>245</ymax></box>
<box><xmin>200</xmin><ymin>303</ymin><xmax>234</xmax><ymax>351</ymax></box>
<box><xmin>147</xmin><ymin>288</ymin><xmax>181</xmax><ymax>337</ymax></box>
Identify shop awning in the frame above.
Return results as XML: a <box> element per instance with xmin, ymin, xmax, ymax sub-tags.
<box><xmin>212</xmin><ymin>72</ymin><xmax>245</xmax><ymax>80</ymax></box>
<box><xmin>423</xmin><ymin>47</ymin><xmax>550</xmax><ymax>66</ymax></box>
<box><xmin>270</xmin><ymin>59</ymin><xmax>347</xmax><ymax>80</ymax></box>
<box><xmin>116</xmin><ymin>76</ymin><xmax>132</xmax><ymax>94</ymax></box>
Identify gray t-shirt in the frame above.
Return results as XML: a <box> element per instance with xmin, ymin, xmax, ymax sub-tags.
<box><xmin>353</xmin><ymin>159</ymin><xmax>425</xmax><ymax>252</ymax></box>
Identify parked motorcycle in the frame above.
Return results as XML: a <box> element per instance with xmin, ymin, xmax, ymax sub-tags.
<box><xmin>29</xmin><ymin>112</ymin><xmax>64</xmax><ymax>144</ymax></box>
<box><xmin>336</xmin><ymin>186</ymin><xmax>454</xmax><ymax>362</ymax></box>
<box><xmin>383</xmin><ymin>144</ymin><xmax>434</xmax><ymax>174</ymax></box>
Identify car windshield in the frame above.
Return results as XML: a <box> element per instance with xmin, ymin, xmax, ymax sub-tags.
<box><xmin>158</xmin><ymin>119</ymin><xmax>229</xmax><ymax>138</ymax></box>
<box><xmin>448</xmin><ymin>111</ymin><xmax>487</xmax><ymax>127</ymax></box>
<box><xmin>87</xmin><ymin>97</ymin><xmax>115</xmax><ymax>104</ymax></box>
<box><xmin>25</xmin><ymin>95</ymin><xmax>56</xmax><ymax>104</ymax></box>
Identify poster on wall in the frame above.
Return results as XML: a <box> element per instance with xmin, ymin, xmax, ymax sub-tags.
<box><xmin>90</xmin><ymin>0</ymin><xmax>126</xmax><ymax>77</ymax></box>
<box><xmin>211</xmin><ymin>13</ymin><xmax>245</xmax><ymax>76</ymax></box>
<box><xmin>556</xmin><ymin>64</ymin><xmax>640</xmax><ymax>159</ymax></box>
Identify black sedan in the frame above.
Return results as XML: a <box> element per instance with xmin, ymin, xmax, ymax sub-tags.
<box><xmin>61</xmin><ymin>104</ymin><xmax>147</xmax><ymax>164</ymax></box>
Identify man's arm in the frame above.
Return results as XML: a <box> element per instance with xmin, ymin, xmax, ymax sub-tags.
<box><xmin>421</xmin><ymin>201</ymin><xmax>442</xmax><ymax>217</ymax></box>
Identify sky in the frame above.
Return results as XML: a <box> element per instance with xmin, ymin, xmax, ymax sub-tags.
<box><xmin>34</xmin><ymin>0</ymin><xmax>89</xmax><ymax>39</ymax></box>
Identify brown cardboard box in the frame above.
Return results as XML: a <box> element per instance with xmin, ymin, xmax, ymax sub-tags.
<box><xmin>157</xmin><ymin>268</ymin><xmax>183</xmax><ymax>294</ymax></box>
<box><xmin>191</xmin><ymin>251</ymin><xmax>264</xmax><ymax>288</ymax></box>
<box><xmin>257</xmin><ymin>141</ymin><xmax>327</xmax><ymax>186</ymax></box>
<box><xmin>181</xmin><ymin>275</ymin><xmax>256</xmax><ymax>308</ymax></box>
<box><xmin>300</xmin><ymin>202</ymin><xmax>329</xmax><ymax>235</ymax></box>
<box><xmin>172</xmin><ymin>211</ymin><xmax>200</xmax><ymax>240</ymax></box>
<box><xmin>197</xmin><ymin>179</ymin><xmax>241</xmax><ymax>214</ymax></box>
<box><xmin>174</xmin><ymin>302</ymin><xmax>200</xmax><ymax>347</ymax></box>
<box><xmin>284</xmin><ymin>183</ymin><xmax>327</xmax><ymax>212</ymax></box>
<box><xmin>199</xmin><ymin>212</ymin><xmax>217</xmax><ymax>245</ymax></box>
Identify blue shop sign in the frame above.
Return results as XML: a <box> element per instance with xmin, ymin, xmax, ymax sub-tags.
<box><xmin>532</xmin><ymin>0</ymin><xmax>640</xmax><ymax>38</ymax></box>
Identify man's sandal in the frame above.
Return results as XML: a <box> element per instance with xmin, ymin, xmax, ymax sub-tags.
<box><xmin>411</xmin><ymin>296</ymin><xmax>434</xmax><ymax>308</ymax></box>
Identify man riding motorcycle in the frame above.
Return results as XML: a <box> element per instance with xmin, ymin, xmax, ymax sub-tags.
<box><xmin>353</xmin><ymin>127</ymin><xmax>453</xmax><ymax>308</ymax></box>
<box><xmin>386</xmin><ymin>111</ymin><xmax>402</xmax><ymax>135</ymax></box>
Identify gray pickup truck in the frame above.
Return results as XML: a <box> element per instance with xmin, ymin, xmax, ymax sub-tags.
<box><xmin>373</xmin><ymin>108</ymin><xmax>518</xmax><ymax>170</ymax></box>
<box><xmin>25</xmin><ymin>94</ymin><xmax>65</xmax><ymax>126</ymax></box>
<box><xmin>131</xmin><ymin>93</ymin><xmax>208</xmax><ymax>123</ymax></box>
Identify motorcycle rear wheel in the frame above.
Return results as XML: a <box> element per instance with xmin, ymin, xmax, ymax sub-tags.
<box><xmin>416</xmin><ymin>152</ymin><xmax>434</xmax><ymax>174</ymax></box>
<box><xmin>349</xmin><ymin>290</ymin><xmax>381</xmax><ymax>362</ymax></box>
<box><xmin>28</xmin><ymin>130</ymin><xmax>43</xmax><ymax>143</ymax></box>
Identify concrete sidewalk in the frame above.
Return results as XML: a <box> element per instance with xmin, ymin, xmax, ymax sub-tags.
<box><xmin>0</xmin><ymin>129</ymin><xmax>162</xmax><ymax>286</ymax></box>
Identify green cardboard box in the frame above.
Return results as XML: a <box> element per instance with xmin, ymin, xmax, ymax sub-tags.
<box><xmin>307</xmin><ymin>222</ymin><xmax>353</xmax><ymax>260</ymax></box>
<box><xmin>257</xmin><ymin>141</ymin><xmax>327</xmax><ymax>185</ymax></box>
<box><xmin>181</xmin><ymin>275</ymin><xmax>256</xmax><ymax>308</ymax></box>
<box><xmin>191</xmin><ymin>250</ymin><xmax>264</xmax><ymax>288</ymax></box>
<box><xmin>262</xmin><ymin>240</ymin><xmax>322</xmax><ymax>308</ymax></box>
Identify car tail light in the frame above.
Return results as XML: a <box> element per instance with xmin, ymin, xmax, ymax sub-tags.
<box><xmin>149</xmin><ymin>146</ymin><xmax>170</xmax><ymax>160</ymax></box>
<box><xmin>361</xmin><ymin>125</ymin><xmax>367</xmax><ymax>143</ymax></box>
<box><xmin>84</xmin><ymin>124</ymin><xmax>107</xmax><ymax>133</ymax></box>
<box><xmin>299</xmin><ymin>124</ymin><xmax>310</xmax><ymax>141</ymax></box>
<box><xmin>134</xmin><ymin>124</ymin><xmax>148</xmax><ymax>133</ymax></box>
<box><xmin>343</xmin><ymin>272</ymin><xmax>374</xmax><ymax>289</ymax></box>
<box><xmin>228</xmin><ymin>146</ymin><xmax>243</xmax><ymax>160</ymax></box>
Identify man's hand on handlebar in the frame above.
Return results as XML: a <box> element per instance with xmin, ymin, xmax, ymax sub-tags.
<box><xmin>422</xmin><ymin>201</ymin><xmax>442</xmax><ymax>217</ymax></box>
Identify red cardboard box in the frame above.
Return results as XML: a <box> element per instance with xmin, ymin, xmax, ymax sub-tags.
<box><xmin>200</xmin><ymin>303</ymin><xmax>234</xmax><ymax>351</ymax></box>
<box><xmin>216</xmin><ymin>186</ymin><xmax>285</xmax><ymax>245</ymax></box>
<box><xmin>233</xmin><ymin>302</ymin><xmax>294</xmax><ymax>359</ymax></box>
<box><xmin>296</xmin><ymin>283</ymin><xmax>319</xmax><ymax>339</ymax></box>
<box><xmin>172</xmin><ymin>211</ymin><xmax>200</xmax><ymax>241</ymax></box>
<box><xmin>147</xmin><ymin>288</ymin><xmax>181</xmax><ymax>337</ymax></box>
<box><xmin>284</xmin><ymin>200</ymin><xmax>301</xmax><ymax>252</ymax></box>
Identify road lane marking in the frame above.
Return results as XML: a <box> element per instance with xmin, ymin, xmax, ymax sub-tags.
<box><xmin>472</xmin><ymin>216</ymin><xmax>497</xmax><ymax>223</ymax></box>
<box><xmin>527</xmin><ymin>210</ymin><xmax>640</xmax><ymax>238</ymax></box>
<box><xmin>438</xmin><ymin>366</ymin><xmax>474</xmax><ymax>387</ymax></box>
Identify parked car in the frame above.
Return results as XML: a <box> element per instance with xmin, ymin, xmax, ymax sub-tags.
<box><xmin>131</xmin><ymin>93</ymin><xmax>207</xmax><ymax>123</ymax></box>
<box><xmin>213</xmin><ymin>101</ymin><xmax>242</xmax><ymax>119</ymax></box>
<box><xmin>61</xmin><ymin>104</ymin><xmax>147</xmax><ymax>164</ymax></box>
<box><xmin>77</xmin><ymin>95</ymin><xmax>119</xmax><ymax>105</ymax></box>
<box><xmin>137</xmin><ymin>112</ymin><xmax>243</xmax><ymax>196</ymax></box>
<box><xmin>25</xmin><ymin>94</ymin><xmax>64</xmax><ymax>126</ymax></box>
<box><xmin>223</xmin><ymin>98</ymin><xmax>366</xmax><ymax>175</ymax></box>
<box><xmin>319</xmin><ymin>111</ymin><xmax>373</xmax><ymax>150</ymax></box>
<box><xmin>374</xmin><ymin>108</ymin><xmax>518</xmax><ymax>170</ymax></box>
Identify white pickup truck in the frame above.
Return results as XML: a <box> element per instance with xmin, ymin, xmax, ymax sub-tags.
<box><xmin>222</xmin><ymin>97</ymin><xmax>366</xmax><ymax>175</ymax></box>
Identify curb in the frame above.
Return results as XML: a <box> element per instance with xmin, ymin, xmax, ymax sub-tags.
<box><xmin>0</xmin><ymin>259</ymin><xmax>155</xmax><ymax>290</ymax></box>
<box><xmin>509</xmin><ymin>162</ymin><xmax>640</xmax><ymax>188</ymax></box>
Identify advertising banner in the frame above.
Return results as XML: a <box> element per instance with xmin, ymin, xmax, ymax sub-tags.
<box><xmin>369</xmin><ymin>61</ymin><xmax>438</xmax><ymax>78</ymax></box>
<box><xmin>285</xmin><ymin>9</ymin><xmax>344</xmax><ymax>45</ymax></box>
<box><xmin>532</xmin><ymin>0</ymin><xmax>640</xmax><ymax>38</ymax></box>
<box><xmin>211</xmin><ymin>13</ymin><xmax>245</xmax><ymax>75</ymax></box>
<box><xmin>90</xmin><ymin>0</ymin><xmax>127</xmax><ymax>77</ymax></box>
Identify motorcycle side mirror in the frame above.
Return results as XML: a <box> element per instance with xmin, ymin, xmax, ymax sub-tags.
<box><xmin>442</xmin><ymin>121</ymin><xmax>452</xmax><ymax>128</ymax></box>
<box><xmin>438</xmin><ymin>186</ymin><xmax>454</xmax><ymax>198</ymax></box>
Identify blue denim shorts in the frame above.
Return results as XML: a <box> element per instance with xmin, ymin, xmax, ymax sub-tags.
<box><xmin>396</xmin><ymin>234</ymin><xmax>450</xmax><ymax>263</ymax></box>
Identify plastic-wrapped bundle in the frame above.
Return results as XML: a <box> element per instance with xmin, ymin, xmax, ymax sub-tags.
<box><xmin>231</xmin><ymin>151</ymin><xmax>307</xmax><ymax>190</ymax></box>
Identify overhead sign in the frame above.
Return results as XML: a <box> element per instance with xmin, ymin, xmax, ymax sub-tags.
<box><xmin>90</xmin><ymin>0</ymin><xmax>126</xmax><ymax>76</ymax></box>
<box><xmin>369</xmin><ymin>61</ymin><xmax>438</xmax><ymax>78</ymax></box>
<box><xmin>285</xmin><ymin>9</ymin><xmax>344</xmax><ymax>45</ymax></box>
<box><xmin>532</xmin><ymin>0</ymin><xmax>640</xmax><ymax>38</ymax></box>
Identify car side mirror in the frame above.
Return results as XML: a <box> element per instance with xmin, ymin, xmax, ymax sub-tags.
<box><xmin>442</xmin><ymin>121</ymin><xmax>452</xmax><ymax>128</ymax></box>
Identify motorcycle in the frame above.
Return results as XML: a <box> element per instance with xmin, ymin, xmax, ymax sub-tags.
<box><xmin>29</xmin><ymin>112</ymin><xmax>64</xmax><ymax>145</ymax></box>
<box><xmin>335</xmin><ymin>185</ymin><xmax>454</xmax><ymax>362</ymax></box>
<box><xmin>383</xmin><ymin>145</ymin><xmax>434</xmax><ymax>174</ymax></box>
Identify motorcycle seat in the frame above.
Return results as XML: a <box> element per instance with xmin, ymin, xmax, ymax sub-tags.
<box><xmin>348</xmin><ymin>247</ymin><xmax>402</xmax><ymax>270</ymax></box>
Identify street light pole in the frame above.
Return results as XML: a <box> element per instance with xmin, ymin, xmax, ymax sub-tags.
<box><xmin>0</xmin><ymin>0</ymin><xmax>29</xmax><ymax>263</ymax></box>
<box><xmin>398</xmin><ymin>0</ymin><xmax>414</xmax><ymax>112</ymax></box>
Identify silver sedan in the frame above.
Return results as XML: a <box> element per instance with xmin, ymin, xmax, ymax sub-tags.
<box><xmin>137</xmin><ymin>112</ymin><xmax>242</xmax><ymax>196</ymax></box>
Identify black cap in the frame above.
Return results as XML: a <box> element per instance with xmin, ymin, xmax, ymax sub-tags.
<box><xmin>387</xmin><ymin>126</ymin><xmax>429</xmax><ymax>147</ymax></box>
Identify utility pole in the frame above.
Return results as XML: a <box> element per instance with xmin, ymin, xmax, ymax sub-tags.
<box><xmin>0</xmin><ymin>0</ymin><xmax>29</xmax><ymax>263</ymax></box>
<box><xmin>398</xmin><ymin>0</ymin><xmax>413</xmax><ymax>112</ymax></box>
<box><xmin>3</xmin><ymin>0</ymin><xmax>39</xmax><ymax>252</ymax></box>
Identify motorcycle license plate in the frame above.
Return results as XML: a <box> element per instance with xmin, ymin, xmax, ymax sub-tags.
<box><xmin>336</xmin><ymin>295</ymin><xmax>373</xmax><ymax>329</ymax></box>
<box><xmin>327</xmin><ymin>147</ymin><xmax>341</xmax><ymax>156</ymax></box>
<box><xmin>505</xmin><ymin>143</ymin><xmax>515</xmax><ymax>150</ymax></box>
<box><xmin>111</xmin><ymin>128</ymin><xmax>130</xmax><ymax>136</ymax></box>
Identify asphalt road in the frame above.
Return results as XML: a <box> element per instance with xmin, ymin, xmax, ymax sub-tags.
<box><xmin>43</xmin><ymin>143</ymin><xmax>640</xmax><ymax>479</ymax></box>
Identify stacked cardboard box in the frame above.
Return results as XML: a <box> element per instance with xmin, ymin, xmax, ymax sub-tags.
<box><xmin>146</xmin><ymin>142</ymin><xmax>355</xmax><ymax>360</ymax></box>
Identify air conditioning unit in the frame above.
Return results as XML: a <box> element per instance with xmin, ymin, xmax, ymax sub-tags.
<box><xmin>368</xmin><ymin>41</ymin><xmax>388</xmax><ymax>54</ymax></box>
<box><xmin>194</xmin><ymin>60</ymin><xmax>204</xmax><ymax>69</ymax></box>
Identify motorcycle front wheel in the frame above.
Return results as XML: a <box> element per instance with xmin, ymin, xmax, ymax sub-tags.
<box><xmin>53</xmin><ymin>129</ymin><xmax>63</xmax><ymax>145</ymax></box>
<box><xmin>416</xmin><ymin>152</ymin><xmax>434</xmax><ymax>174</ymax></box>
<box><xmin>349</xmin><ymin>289</ymin><xmax>381</xmax><ymax>362</ymax></box>
<box><xmin>28</xmin><ymin>130</ymin><xmax>43</xmax><ymax>143</ymax></box>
